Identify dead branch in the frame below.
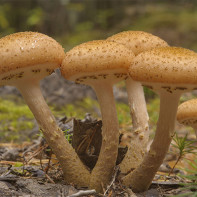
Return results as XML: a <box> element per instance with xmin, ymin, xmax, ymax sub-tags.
<box><xmin>67</xmin><ymin>189</ymin><xmax>96</xmax><ymax>197</ymax></box>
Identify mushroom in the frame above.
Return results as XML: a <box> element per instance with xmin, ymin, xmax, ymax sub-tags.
<box><xmin>122</xmin><ymin>47</ymin><xmax>197</xmax><ymax>192</ymax></box>
<box><xmin>107</xmin><ymin>31</ymin><xmax>168</xmax><ymax>56</ymax></box>
<box><xmin>0</xmin><ymin>32</ymin><xmax>90</xmax><ymax>186</ymax></box>
<box><xmin>177</xmin><ymin>99</ymin><xmax>197</xmax><ymax>138</ymax></box>
<box><xmin>107</xmin><ymin>31</ymin><xmax>169</xmax><ymax>172</ymax></box>
<box><xmin>60</xmin><ymin>40</ymin><xmax>135</xmax><ymax>192</ymax></box>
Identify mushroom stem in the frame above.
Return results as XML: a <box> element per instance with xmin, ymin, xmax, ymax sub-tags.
<box><xmin>89</xmin><ymin>81</ymin><xmax>119</xmax><ymax>192</ymax></box>
<box><xmin>194</xmin><ymin>129</ymin><xmax>197</xmax><ymax>138</ymax></box>
<box><xmin>187</xmin><ymin>126</ymin><xmax>197</xmax><ymax>138</ymax></box>
<box><xmin>16</xmin><ymin>80</ymin><xmax>90</xmax><ymax>186</ymax></box>
<box><xmin>122</xmin><ymin>91</ymin><xmax>181</xmax><ymax>192</ymax></box>
<box><xmin>119</xmin><ymin>78</ymin><xmax>149</xmax><ymax>172</ymax></box>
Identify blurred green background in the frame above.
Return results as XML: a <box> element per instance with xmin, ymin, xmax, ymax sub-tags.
<box><xmin>0</xmin><ymin>0</ymin><xmax>197</xmax><ymax>142</ymax></box>
<box><xmin>0</xmin><ymin>0</ymin><xmax>197</xmax><ymax>51</ymax></box>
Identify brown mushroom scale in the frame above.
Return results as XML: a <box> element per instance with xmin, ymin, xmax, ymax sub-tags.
<box><xmin>0</xmin><ymin>32</ymin><xmax>90</xmax><ymax>187</ymax></box>
<box><xmin>122</xmin><ymin>47</ymin><xmax>197</xmax><ymax>192</ymax></box>
<box><xmin>61</xmin><ymin>40</ymin><xmax>135</xmax><ymax>192</ymax></box>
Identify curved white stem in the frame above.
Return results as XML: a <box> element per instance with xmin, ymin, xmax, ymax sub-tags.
<box><xmin>89</xmin><ymin>81</ymin><xmax>119</xmax><ymax>192</ymax></box>
<box><xmin>191</xmin><ymin>127</ymin><xmax>197</xmax><ymax>139</ymax></box>
<box><xmin>16</xmin><ymin>80</ymin><xmax>90</xmax><ymax>186</ymax></box>
<box><xmin>120</xmin><ymin>78</ymin><xmax>149</xmax><ymax>172</ymax></box>
<box><xmin>122</xmin><ymin>91</ymin><xmax>181</xmax><ymax>192</ymax></box>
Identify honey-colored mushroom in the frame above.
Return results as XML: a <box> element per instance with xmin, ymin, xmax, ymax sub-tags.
<box><xmin>177</xmin><ymin>99</ymin><xmax>197</xmax><ymax>138</ymax></box>
<box><xmin>123</xmin><ymin>47</ymin><xmax>197</xmax><ymax>192</ymax></box>
<box><xmin>61</xmin><ymin>40</ymin><xmax>135</xmax><ymax>192</ymax></box>
<box><xmin>107</xmin><ymin>31</ymin><xmax>169</xmax><ymax>172</ymax></box>
<box><xmin>0</xmin><ymin>32</ymin><xmax>90</xmax><ymax>186</ymax></box>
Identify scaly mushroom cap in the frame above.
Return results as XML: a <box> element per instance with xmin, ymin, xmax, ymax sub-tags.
<box><xmin>177</xmin><ymin>99</ymin><xmax>197</xmax><ymax>125</ymax></box>
<box><xmin>129</xmin><ymin>47</ymin><xmax>197</xmax><ymax>91</ymax></box>
<box><xmin>0</xmin><ymin>32</ymin><xmax>65</xmax><ymax>85</ymax></box>
<box><xmin>61</xmin><ymin>40</ymin><xmax>135</xmax><ymax>83</ymax></box>
<box><xmin>107</xmin><ymin>31</ymin><xmax>168</xmax><ymax>55</ymax></box>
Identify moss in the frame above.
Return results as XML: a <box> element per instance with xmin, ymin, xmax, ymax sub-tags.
<box><xmin>0</xmin><ymin>96</ymin><xmax>161</xmax><ymax>142</ymax></box>
<box><xmin>0</xmin><ymin>98</ymin><xmax>34</xmax><ymax>142</ymax></box>
<box><xmin>54</xmin><ymin>97</ymin><xmax>99</xmax><ymax>119</ymax></box>
<box><xmin>56</xmin><ymin>97</ymin><xmax>159</xmax><ymax>134</ymax></box>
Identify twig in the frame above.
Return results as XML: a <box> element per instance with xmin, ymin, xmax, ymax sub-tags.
<box><xmin>101</xmin><ymin>181</ymin><xmax>105</xmax><ymax>194</ymax></box>
<box><xmin>40</xmin><ymin>149</ymin><xmax>44</xmax><ymax>171</ymax></box>
<box><xmin>1</xmin><ymin>168</ymin><xmax>12</xmax><ymax>177</ymax></box>
<box><xmin>168</xmin><ymin>154</ymin><xmax>182</xmax><ymax>176</ymax></box>
<box><xmin>45</xmin><ymin>173</ymin><xmax>55</xmax><ymax>184</ymax></box>
<box><xmin>67</xmin><ymin>189</ymin><xmax>96</xmax><ymax>197</ymax></box>
<box><xmin>44</xmin><ymin>151</ymin><xmax>52</xmax><ymax>174</ymax></box>
<box><xmin>22</xmin><ymin>136</ymin><xmax>43</xmax><ymax>156</ymax></box>
<box><xmin>103</xmin><ymin>166</ymin><xmax>119</xmax><ymax>196</ymax></box>
<box><xmin>85</xmin><ymin>128</ymin><xmax>96</xmax><ymax>153</ymax></box>
<box><xmin>107</xmin><ymin>190</ymin><xmax>113</xmax><ymax>197</ymax></box>
<box><xmin>23</xmin><ymin>144</ymin><xmax>48</xmax><ymax>164</ymax></box>
<box><xmin>0</xmin><ymin>177</ymin><xmax>18</xmax><ymax>182</ymax></box>
<box><xmin>76</xmin><ymin>135</ymin><xmax>89</xmax><ymax>153</ymax></box>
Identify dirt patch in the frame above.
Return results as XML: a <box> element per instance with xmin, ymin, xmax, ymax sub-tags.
<box><xmin>0</xmin><ymin>116</ymin><xmax>195</xmax><ymax>197</ymax></box>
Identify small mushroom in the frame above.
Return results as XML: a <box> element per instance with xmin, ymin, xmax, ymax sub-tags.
<box><xmin>177</xmin><ymin>99</ymin><xmax>197</xmax><ymax>138</ymax></box>
<box><xmin>122</xmin><ymin>47</ymin><xmax>197</xmax><ymax>192</ymax></box>
<box><xmin>107</xmin><ymin>31</ymin><xmax>169</xmax><ymax>172</ymax></box>
<box><xmin>0</xmin><ymin>32</ymin><xmax>90</xmax><ymax>186</ymax></box>
<box><xmin>61</xmin><ymin>40</ymin><xmax>135</xmax><ymax>192</ymax></box>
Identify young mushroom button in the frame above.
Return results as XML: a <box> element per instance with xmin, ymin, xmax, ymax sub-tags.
<box><xmin>177</xmin><ymin>99</ymin><xmax>197</xmax><ymax>138</ymax></box>
<box><xmin>122</xmin><ymin>47</ymin><xmax>197</xmax><ymax>192</ymax></box>
<box><xmin>60</xmin><ymin>40</ymin><xmax>135</xmax><ymax>192</ymax></box>
<box><xmin>107</xmin><ymin>31</ymin><xmax>169</xmax><ymax>173</ymax></box>
<box><xmin>0</xmin><ymin>32</ymin><xmax>90</xmax><ymax>187</ymax></box>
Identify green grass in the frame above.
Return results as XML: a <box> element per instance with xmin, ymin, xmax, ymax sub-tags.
<box><xmin>0</xmin><ymin>95</ymin><xmax>161</xmax><ymax>142</ymax></box>
<box><xmin>54</xmin><ymin>97</ymin><xmax>132</xmax><ymax>129</ymax></box>
<box><xmin>0</xmin><ymin>98</ymin><xmax>34</xmax><ymax>142</ymax></box>
<box><xmin>52</xmin><ymin>96</ymin><xmax>160</xmax><ymax>136</ymax></box>
<box><xmin>54</xmin><ymin>97</ymin><xmax>99</xmax><ymax>119</ymax></box>
<box><xmin>1</xmin><ymin>93</ymin><xmax>193</xmax><ymax>143</ymax></box>
<box><xmin>3</xmin><ymin>94</ymin><xmax>193</xmax><ymax>144</ymax></box>
<box><xmin>172</xmin><ymin>159</ymin><xmax>197</xmax><ymax>197</ymax></box>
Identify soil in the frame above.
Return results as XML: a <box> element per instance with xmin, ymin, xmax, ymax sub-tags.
<box><xmin>0</xmin><ymin>116</ymin><xmax>195</xmax><ymax>197</ymax></box>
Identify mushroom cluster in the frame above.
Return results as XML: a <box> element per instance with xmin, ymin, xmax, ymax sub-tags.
<box><xmin>107</xmin><ymin>31</ymin><xmax>169</xmax><ymax>173</ymax></box>
<box><xmin>61</xmin><ymin>40</ymin><xmax>135</xmax><ymax>191</ymax></box>
<box><xmin>123</xmin><ymin>47</ymin><xmax>197</xmax><ymax>192</ymax></box>
<box><xmin>2</xmin><ymin>31</ymin><xmax>197</xmax><ymax>194</ymax></box>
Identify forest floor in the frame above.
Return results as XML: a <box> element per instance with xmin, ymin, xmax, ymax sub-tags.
<box><xmin>0</xmin><ymin>73</ymin><xmax>197</xmax><ymax>197</ymax></box>
<box><xmin>0</xmin><ymin>115</ymin><xmax>196</xmax><ymax>197</ymax></box>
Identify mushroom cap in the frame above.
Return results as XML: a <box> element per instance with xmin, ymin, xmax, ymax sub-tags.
<box><xmin>107</xmin><ymin>31</ymin><xmax>168</xmax><ymax>55</ymax></box>
<box><xmin>177</xmin><ymin>99</ymin><xmax>197</xmax><ymax>125</ymax></box>
<box><xmin>129</xmin><ymin>47</ymin><xmax>197</xmax><ymax>85</ymax></box>
<box><xmin>61</xmin><ymin>40</ymin><xmax>135</xmax><ymax>82</ymax></box>
<box><xmin>0</xmin><ymin>32</ymin><xmax>65</xmax><ymax>85</ymax></box>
